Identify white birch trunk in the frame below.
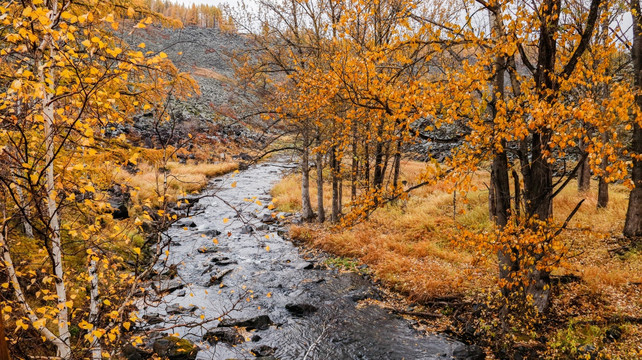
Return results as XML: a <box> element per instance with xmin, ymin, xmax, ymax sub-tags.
<box><xmin>88</xmin><ymin>257</ymin><xmax>101</xmax><ymax>360</ymax></box>
<box><xmin>40</xmin><ymin>53</ymin><xmax>72</xmax><ymax>360</ymax></box>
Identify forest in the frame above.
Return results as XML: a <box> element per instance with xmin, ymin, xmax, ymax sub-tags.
<box><xmin>0</xmin><ymin>0</ymin><xmax>641</xmax><ymax>359</ymax></box>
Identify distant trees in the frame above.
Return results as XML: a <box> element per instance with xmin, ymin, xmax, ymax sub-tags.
<box><xmin>145</xmin><ymin>0</ymin><xmax>235</xmax><ymax>30</ymax></box>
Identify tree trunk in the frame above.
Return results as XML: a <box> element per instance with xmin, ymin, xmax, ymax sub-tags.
<box><xmin>351</xmin><ymin>125</ymin><xmax>358</xmax><ymax>201</ymax></box>
<box><xmin>513</xmin><ymin>169</ymin><xmax>521</xmax><ymax>219</ymax></box>
<box><xmin>300</xmin><ymin>144</ymin><xmax>314</xmax><ymax>221</ymax></box>
<box><xmin>88</xmin><ymin>257</ymin><xmax>102</xmax><ymax>360</ymax></box>
<box><xmin>373</xmin><ymin>118</ymin><xmax>385</xmax><ymax>189</ymax></box>
<box><xmin>577</xmin><ymin>137</ymin><xmax>591</xmax><ymax>192</ymax></box>
<box><xmin>598</xmin><ymin>132</ymin><xmax>609</xmax><ymax>208</ymax></box>
<box><xmin>0</xmin><ymin>306</ymin><xmax>10</xmax><ymax>360</ymax></box>
<box><xmin>331</xmin><ymin>147</ymin><xmax>340</xmax><ymax>223</ymax></box>
<box><xmin>316</xmin><ymin>149</ymin><xmax>325</xmax><ymax>223</ymax></box>
<box><xmin>12</xmin><ymin>176</ymin><xmax>33</xmax><ymax>238</ymax></box>
<box><xmin>364</xmin><ymin>141</ymin><xmax>370</xmax><ymax>188</ymax></box>
<box><xmin>624</xmin><ymin>0</ymin><xmax>642</xmax><ymax>239</ymax></box>
<box><xmin>1</xmin><ymin>231</ymin><xmax>67</xmax><ymax>357</ymax></box>
<box><xmin>41</xmin><ymin>56</ymin><xmax>72</xmax><ymax>359</ymax></box>
<box><xmin>392</xmin><ymin>139</ymin><xmax>402</xmax><ymax>191</ymax></box>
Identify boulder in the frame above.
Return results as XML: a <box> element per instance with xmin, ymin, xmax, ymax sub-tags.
<box><xmin>108</xmin><ymin>184</ymin><xmax>130</xmax><ymax>220</ymax></box>
<box><xmin>285</xmin><ymin>303</ymin><xmax>318</xmax><ymax>317</ymax></box>
<box><xmin>203</xmin><ymin>328</ymin><xmax>243</xmax><ymax>345</ymax></box>
<box><xmin>218</xmin><ymin>315</ymin><xmax>273</xmax><ymax>330</ymax></box>
<box><xmin>122</xmin><ymin>344</ymin><xmax>152</xmax><ymax>360</ymax></box>
<box><xmin>152</xmin><ymin>336</ymin><xmax>199</xmax><ymax>360</ymax></box>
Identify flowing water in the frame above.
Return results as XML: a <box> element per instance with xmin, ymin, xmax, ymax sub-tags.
<box><xmin>139</xmin><ymin>159</ymin><xmax>483</xmax><ymax>360</ymax></box>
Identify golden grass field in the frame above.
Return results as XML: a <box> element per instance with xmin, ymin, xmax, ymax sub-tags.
<box><xmin>272</xmin><ymin>160</ymin><xmax>642</xmax><ymax>358</ymax></box>
<box><xmin>114</xmin><ymin>160</ymin><xmax>238</xmax><ymax>208</ymax></box>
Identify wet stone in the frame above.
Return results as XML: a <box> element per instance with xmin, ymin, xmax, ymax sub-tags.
<box><xmin>256</xmin><ymin>224</ymin><xmax>270</xmax><ymax>231</ymax></box>
<box><xmin>285</xmin><ymin>303</ymin><xmax>318</xmax><ymax>317</ymax></box>
<box><xmin>207</xmin><ymin>268</ymin><xmax>233</xmax><ymax>287</ymax></box>
<box><xmin>143</xmin><ymin>313</ymin><xmax>164</xmax><ymax>325</ymax></box>
<box><xmin>203</xmin><ymin>328</ymin><xmax>243</xmax><ymax>345</ymax></box>
<box><xmin>197</xmin><ymin>245</ymin><xmax>219</xmax><ymax>254</ymax></box>
<box><xmin>218</xmin><ymin>315</ymin><xmax>273</xmax><ymax>330</ymax></box>
<box><xmin>122</xmin><ymin>344</ymin><xmax>152</xmax><ymax>360</ymax></box>
<box><xmin>152</xmin><ymin>279</ymin><xmax>184</xmax><ymax>295</ymax></box>
<box><xmin>174</xmin><ymin>218</ymin><xmax>197</xmax><ymax>228</ymax></box>
<box><xmin>251</xmin><ymin>345</ymin><xmax>276</xmax><ymax>357</ymax></box>
<box><xmin>152</xmin><ymin>336</ymin><xmax>199</xmax><ymax>360</ymax></box>
<box><xmin>260</xmin><ymin>214</ymin><xmax>276</xmax><ymax>224</ymax></box>
<box><xmin>211</xmin><ymin>256</ymin><xmax>238</xmax><ymax>266</ymax></box>
<box><xmin>166</xmin><ymin>304</ymin><xmax>198</xmax><ymax>315</ymax></box>
<box><xmin>199</xmin><ymin>228</ymin><xmax>222</xmax><ymax>237</ymax></box>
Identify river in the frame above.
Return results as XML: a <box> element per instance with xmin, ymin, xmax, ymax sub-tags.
<box><xmin>139</xmin><ymin>158</ymin><xmax>483</xmax><ymax>360</ymax></box>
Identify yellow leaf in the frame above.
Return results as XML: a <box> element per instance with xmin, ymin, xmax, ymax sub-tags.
<box><xmin>133</xmin><ymin>247</ymin><xmax>141</xmax><ymax>255</ymax></box>
<box><xmin>223</xmin><ymin>218</ymin><xmax>229</xmax><ymax>224</ymax></box>
<box><xmin>123</xmin><ymin>321</ymin><xmax>131</xmax><ymax>330</ymax></box>
<box><xmin>127</xmin><ymin>7</ymin><xmax>135</xmax><ymax>17</ymax></box>
<box><xmin>231</xmin><ymin>182</ymin><xmax>237</xmax><ymax>188</ymax></box>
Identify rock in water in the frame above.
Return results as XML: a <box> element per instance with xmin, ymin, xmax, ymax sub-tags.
<box><xmin>152</xmin><ymin>336</ymin><xmax>199</xmax><ymax>360</ymax></box>
<box><xmin>218</xmin><ymin>315</ymin><xmax>273</xmax><ymax>330</ymax></box>
<box><xmin>122</xmin><ymin>344</ymin><xmax>152</xmax><ymax>360</ymax></box>
<box><xmin>251</xmin><ymin>345</ymin><xmax>276</xmax><ymax>357</ymax></box>
<box><xmin>206</xmin><ymin>268</ymin><xmax>233</xmax><ymax>287</ymax></box>
<box><xmin>260</xmin><ymin>213</ymin><xmax>276</xmax><ymax>224</ymax></box>
<box><xmin>197</xmin><ymin>245</ymin><xmax>219</xmax><ymax>254</ymax></box>
<box><xmin>285</xmin><ymin>303</ymin><xmax>318</xmax><ymax>316</ymax></box>
<box><xmin>203</xmin><ymin>328</ymin><xmax>244</xmax><ymax>345</ymax></box>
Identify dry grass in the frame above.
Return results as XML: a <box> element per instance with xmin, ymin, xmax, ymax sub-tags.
<box><xmin>273</xmin><ymin>161</ymin><xmax>496</xmax><ymax>300</ymax></box>
<box><xmin>114</xmin><ymin>161</ymin><xmax>238</xmax><ymax>207</ymax></box>
<box><xmin>273</xmin><ymin>160</ymin><xmax>642</xmax><ymax>357</ymax></box>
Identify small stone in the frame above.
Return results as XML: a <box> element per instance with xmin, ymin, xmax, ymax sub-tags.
<box><xmin>240</xmin><ymin>225</ymin><xmax>254</xmax><ymax>234</ymax></box>
<box><xmin>207</xmin><ymin>269</ymin><xmax>233</xmax><ymax>287</ymax></box>
<box><xmin>166</xmin><ymin>304</ymin><xmax>198</xmax><ymax>315</ymax></box>
<box><xmin>198</xmin><ymin>246</ymin><xmax>219</xmax><ymax>254</ymax></box>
